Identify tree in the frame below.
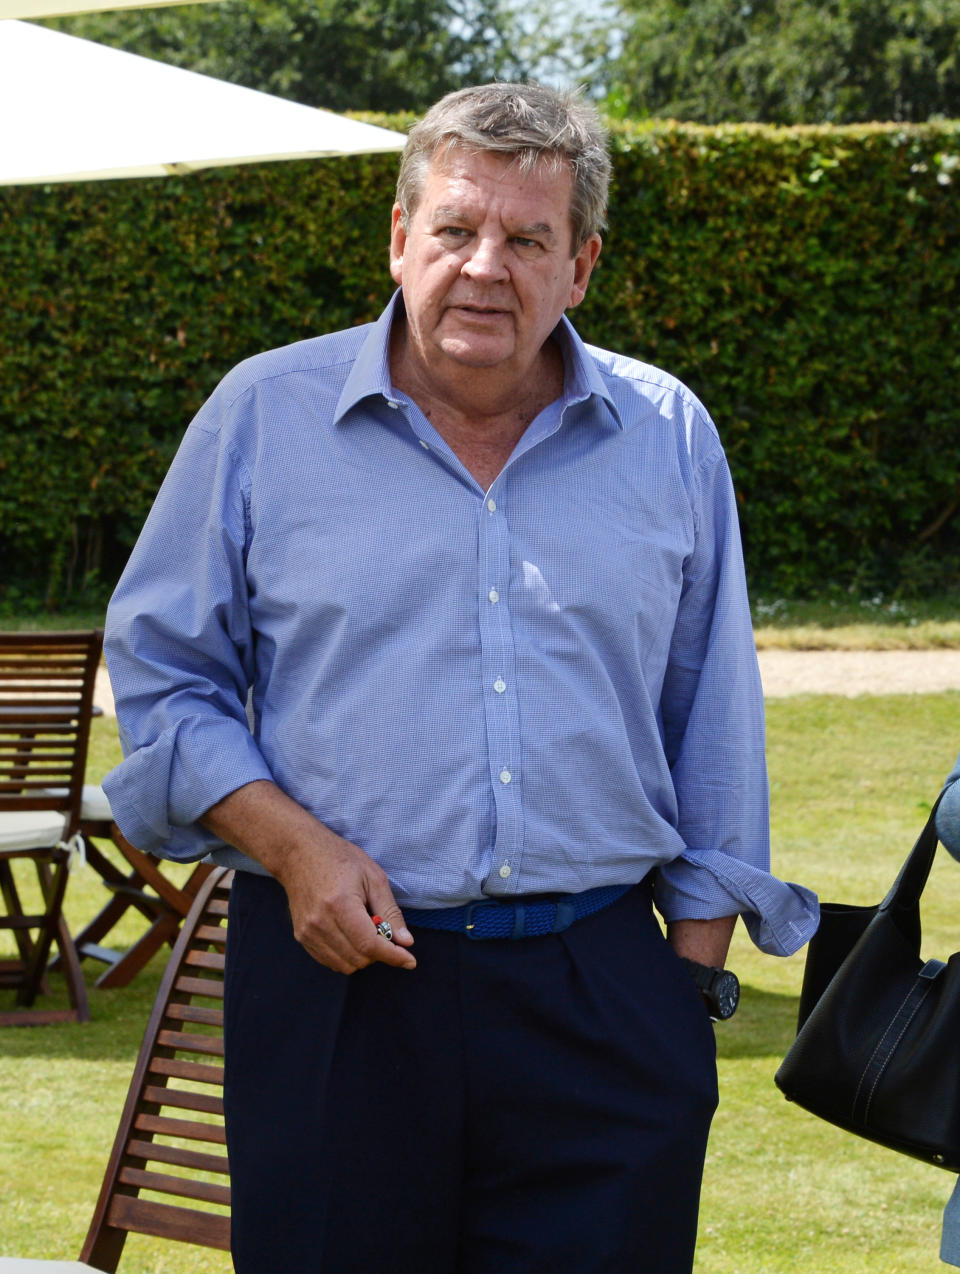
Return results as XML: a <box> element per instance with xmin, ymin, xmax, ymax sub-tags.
<box><xmin>608</xmin><ymin>0</ymin><xmax>960</xmax><ymax>124</ymax></box>
<box><xmin>46</xmin><ymin>0</ymin><xmax>530</xmax><ymax>113</ymax></box>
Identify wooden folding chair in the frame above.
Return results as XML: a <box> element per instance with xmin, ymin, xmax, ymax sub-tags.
<box><xmin>0</xmin><ymin>867</ymin><xmax>233</xmax><ymax>1272</ymax></box>
<box><xmin>0</xmin><ymin>630</ymin><xmax>103</xmax><ymax>1025</ymax></box>
<box><xmin>60</xmin><ymin>798</ymin><xmax>212</xmax><ymax>989</ymax></box>
<box><xmin>79</xmin><ymin>865</ymin><xmax>233</xmax><ymax>1268</ymax></box>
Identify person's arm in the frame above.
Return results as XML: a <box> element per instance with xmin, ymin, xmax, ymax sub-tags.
<box><xmin>103</xmin><ymin>410</ymin><xmax>271</xmax><ymax>861</ymax></box>
<box><xmin>667</xmin><ymin>915</ymin><xmax>737</xmax><ymax>967</ymax></box>
<box><xmin>201</xmin><ymin>780</ymin><xmax>416</xmax><ymax>973</ymax></box>
<box><xmin>655</xmin><ymin>429</ymin><xmax>817</xmax><ymax>958</ymax></box>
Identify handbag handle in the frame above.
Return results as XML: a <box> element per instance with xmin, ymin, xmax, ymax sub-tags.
<box><xmin>878</xmin><ymin>788</ymin><xmax>948</xmax><ymax>947</ymax></box>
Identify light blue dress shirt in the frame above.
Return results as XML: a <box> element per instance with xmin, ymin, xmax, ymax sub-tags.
<box><xmin>103</xmin><ymin>292</ymin><xmax>818</xmax><ymax>956</ymax></box>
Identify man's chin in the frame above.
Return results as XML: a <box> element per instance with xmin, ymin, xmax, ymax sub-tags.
<box><xmin>436</xmin><ymin>336</ymin><xmax>515</xmax><ymax>370</ymax></box>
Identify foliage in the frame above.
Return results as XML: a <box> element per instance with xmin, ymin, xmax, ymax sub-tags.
<box><xmin>44</xmin><ymin>0</ymin><xmax>528</xmax><ymax>113</ymax></box>
<box><xmin>1</xmin><ymin>119</ymin><xmax>959</xmax><ymax>606</ymax></box>
<box><xmin>609</xmin><ymin>0</ymin><xmax>960</xmax><ymax>124</ymax></box>
<box><xmin>578</xmin><ymin>118</ymin><xmax>960</xmax><ymax>598</ymax></box>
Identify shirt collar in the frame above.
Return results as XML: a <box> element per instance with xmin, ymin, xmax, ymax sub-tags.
<box><xmin>334</xmin><ymin>288</ymin><xmax>623</xmax><ymax>431</ymax></box>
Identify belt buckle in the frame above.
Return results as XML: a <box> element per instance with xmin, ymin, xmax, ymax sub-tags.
<box><xmin>462</xmin><ymin>899</ymin><xmax>493</xmax><ymax>939</ymax></box>
<box><xmin>463</xmin><ymin>899</ymin><xmax>531</xmax><ymax>940</ymax></box>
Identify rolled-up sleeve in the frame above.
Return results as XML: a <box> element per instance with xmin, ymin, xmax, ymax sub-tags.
<box><xmin>102</xmin><ymin>399</ymin><xmax>273</xmax><ymax>860</ymax></box>
<box><xmin>653</xmin><ymin>446</ymin><xmax>819</xmax><ymax>956</ymax></box>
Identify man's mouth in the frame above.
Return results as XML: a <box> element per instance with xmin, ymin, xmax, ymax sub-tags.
<box><xmin>450</xmin><ymin>303</ymin><xmax>508</xmax><ymax>317</ymax></box>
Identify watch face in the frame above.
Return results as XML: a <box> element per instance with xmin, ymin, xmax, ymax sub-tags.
<box><xmin>712</xmin><ymin>970</ymin><xmax>740</xmax><ymax>1020</ymax></box>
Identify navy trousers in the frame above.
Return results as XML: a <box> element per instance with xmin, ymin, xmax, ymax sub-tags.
<box><xmin>224</xmin><ymin>874</ymin><xmax>718</xmax><ymax>1274</ymax></box>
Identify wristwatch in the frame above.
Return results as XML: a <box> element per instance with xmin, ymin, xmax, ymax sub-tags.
<box><xmin>681</xmin><ymin>958</ymin><xmax>740</xmax><ymax>1021</ymax></box>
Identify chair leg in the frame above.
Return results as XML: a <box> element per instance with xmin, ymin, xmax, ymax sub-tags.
<box><xmin>55</xmin><ymin>911</ymin><xmax>90</xmax><ymax>1022</ymax></box>
<box><xmin>0</xmin><ymin>858</ymin><xmax>36</xmax><ymax>969</ymax></box>
<box><xmin>0</xmin><ymin>854</ymin><xmax>89</xmax><ymax>1026</ymax></box>
<box><xmin>95</xmin><ymin>908</ymin><xmax>183</xmax><ymax>989</ymax></box>
<box><xmin>50</xmin><ymin>838</ymin><xmax>164</xmax><ymax>974</ymax></box>
<box><xmin>36</xmin><ymin>857</ymin><xmax>89</xmax><ymax>1021</ymax></box>
<box><xmin>14</xmin><ymin>857</ymin><xmax>70</xmax><ymax>1006</ymax></box>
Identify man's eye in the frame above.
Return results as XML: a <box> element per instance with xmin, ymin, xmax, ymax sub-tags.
<box><xmin>440</xmin><ymin>226</ymin><xmax>470</xmax><ymax>238</ymax></box>
<box><xmin>512</xmin><ymin>237</ymin><xmax>541</xmax><ymax>250</ymax></box>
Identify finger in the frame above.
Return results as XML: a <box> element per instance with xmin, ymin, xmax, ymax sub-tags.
<box><xmin>361</xmin><ymin>909</ymin><xmax>417</xmax><ymax>968</ymax></box>
<box><xmin>369</xmin><ymin>898</ymin><xmax>414</xmax><ymax>948</ymax></box>
<box><xmin>331</xmin><ymin>896</ymin><xmax>417</xmax><ymax>971</ymax></box>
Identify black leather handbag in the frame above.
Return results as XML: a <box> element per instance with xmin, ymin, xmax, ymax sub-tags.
<box><xmin>775</xmin><ymin>789</ymin><xmax>960</xmax><ymax>1171</ymax></box>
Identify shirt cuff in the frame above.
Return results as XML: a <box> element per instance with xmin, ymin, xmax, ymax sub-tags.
<box><xmin>653</xmin><ymin>848</ymin><xmax>820</xmax><ymax>956</ymax></box>
<box><xmin>103</xmin><ymin>716</ymin><xmax>273</xmax><ymax>859</ymax></box>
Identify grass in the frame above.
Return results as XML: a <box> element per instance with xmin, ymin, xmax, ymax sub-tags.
<box><xmin>3</xmin><ymin>698</ymin><xmax>960</xmax><ymax>1270</ymax></box>
<box><xmin>752</xmin><ymin>593</ymin><xmax>960</xmax><ymax>650</ymax></box>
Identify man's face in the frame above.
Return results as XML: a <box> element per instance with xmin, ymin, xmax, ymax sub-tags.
<box><xmin>389</xmin><ymin>147</ymin><xmax>601</xmax><ymax>391</ymax></box>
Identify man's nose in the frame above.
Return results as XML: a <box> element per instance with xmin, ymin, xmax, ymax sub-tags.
<box><xmin>461</xmin><ymin>235</ymin><xmax>509</xmax><ymax>282</ymax></box>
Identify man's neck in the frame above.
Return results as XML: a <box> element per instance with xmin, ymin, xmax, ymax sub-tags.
<box><xmin>389</xmin><ymin>326</ymin><xmax>565</xmax><ymax>489</ymax></box>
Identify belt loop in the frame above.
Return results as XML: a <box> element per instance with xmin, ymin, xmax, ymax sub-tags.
<box><xmin>511</xmin><ymin>904</ymin><xmax>526</xmax><ymax>940</ymax></box>
<box><xmin>552</xmin><ymin>899</ymin><xmax>576</xmax><ymax>933</ymax></box>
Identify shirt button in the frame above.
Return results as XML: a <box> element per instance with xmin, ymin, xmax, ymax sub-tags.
<box><xmin>387</xmin><ymin>400</ymin><xmax>399</xmax><ymax>410</ymax></box>
<box><xmin>487</xmin><ymin>498</ymin><xmax>496</xmax><ymax>512</ymax></box>
<box><xmin>419</xmin><ymin>439</ymin><xmax>430</xmax><ymax>449</ymax></box>
<box><xmin>493</xmin><ymin>678</ymin><xmax>506</xmax><ymax>694</ymax></box>
<box><xmin>499</xmin><ymin>769</ymin><xmax>512</xmax><ymax>784</ymax></box>
<box><xmin>488</xmin><ymin>588</ymin><xmax>499</xmax><ymax>604</ymax></box>
<box><xmin>499</xmin><ymin>863</ymin><xmax>512</xmax><ymax>879</ymax></box>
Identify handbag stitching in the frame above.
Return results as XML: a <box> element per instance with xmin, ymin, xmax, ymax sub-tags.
<box><xmin>853</xmin><ymin>977</ymin><xmax>935</xmax><ymax>1123</ymax></box>
<box><xmin>851</xmin><ymin>981</ymin><xmax>919</xmax><ymax>1117</ymax></box>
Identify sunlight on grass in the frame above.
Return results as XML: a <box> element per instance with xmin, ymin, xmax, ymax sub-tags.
<box><xmin>3</xmin><ymin>705</ymin><xmax>960</xmax><ymax>1269</ymax></box>
<box><xmin>753</xmin><ymin>593</ymin><xmax>960</xmax><ymax>650</ymax></box>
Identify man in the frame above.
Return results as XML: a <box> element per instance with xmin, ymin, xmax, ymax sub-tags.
<box><xmin>104</xmin><ymin>82</ymin><xmax>818</xmax><ymax>1273</ymax></box>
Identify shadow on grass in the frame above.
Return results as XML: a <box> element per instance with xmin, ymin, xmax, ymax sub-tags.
<box><xmin>0</xmin><ymin>970</ymin><xmax>162</xmax><ymax>1061</ymax></box>
<box><xmin>717</xmin><ymin>984</ymin><xmax>800</xmax><ymax>1059</ymax></box>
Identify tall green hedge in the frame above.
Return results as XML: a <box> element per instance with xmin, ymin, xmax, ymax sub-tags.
<box><xmin>1</xmin><ymin>118</ymin><xmax>958</xmax><ymax>606</ymax></box>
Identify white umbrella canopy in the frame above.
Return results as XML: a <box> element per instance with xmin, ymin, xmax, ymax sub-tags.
<box><xmin>0</xmin><ymin>19</ymin><xmax>406</xmax><ymax>185</ymax></box>
<box><xmin>1</xmin><ymin>0</ymin><xmax>219</xmax><ymax>16</ymax></box>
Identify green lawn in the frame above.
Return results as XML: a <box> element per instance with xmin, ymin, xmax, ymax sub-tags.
<box><xmin>2</xmin><ymin>696</ymin><xmax>960</xmax><ymax>1271</ymax></box>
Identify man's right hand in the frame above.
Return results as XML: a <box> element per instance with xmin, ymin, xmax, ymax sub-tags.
<box><xmin>201</xmin><ymin>780</ymin><xmax>416</xmax><ymax>974</ymax></box>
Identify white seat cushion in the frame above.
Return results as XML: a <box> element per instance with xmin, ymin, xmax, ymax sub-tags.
<box><xmin>0</xmin><ymin>1258</ymin><xmax>97</xmax><ymax>1268</ymax></box>
<box><xmin>0</xmin><ymin>1262</ymin><xmax>99</xmax><ymax>1272</ymax></box>
<box><xmin>80</xmin><ymin>784</ymin><xmax>112</xmax><ymax>822</ymax></box>
<box><xmin>0</xmin><ymin>810</ymin><xmax>68</xmax><ymax>853</ymax></box>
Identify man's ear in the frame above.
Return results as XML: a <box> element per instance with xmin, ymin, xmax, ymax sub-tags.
<box><xmin>568</xmin><ymin>234</ymin><xmax>602</xmax><ymax>309</ymax></box>
<box><xmin>389</xmin><ymin>203</ymin><xmax>406</xmax><ymax>286</ymax></box>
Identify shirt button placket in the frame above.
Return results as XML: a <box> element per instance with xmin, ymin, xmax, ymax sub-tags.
<box><xmin>477</xmin><ymin>487</ymin><xmax>522</xmax><ymax>892</ymax></box>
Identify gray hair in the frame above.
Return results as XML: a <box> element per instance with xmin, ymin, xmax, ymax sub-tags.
<box><xmin>396</xmin><ymin>82</ymin><xmax>611</xmax><ymax>254</ymax></box>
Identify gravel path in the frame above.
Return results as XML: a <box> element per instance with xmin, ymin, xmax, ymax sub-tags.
<box><xmin>93</xmin><ymin>650</ymin><xmax>960</xmax><ymax>716</ymax></box>
<box><xmin>758</xmin><ymin>649</ymin><xmax>960</xmax><ymax>697</ymax></box>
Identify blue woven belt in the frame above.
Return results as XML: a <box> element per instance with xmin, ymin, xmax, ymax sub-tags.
<box><xmin>403</xmin><ymin>883</ymin><xmax>632</xmax><ymax>940</ymax></box>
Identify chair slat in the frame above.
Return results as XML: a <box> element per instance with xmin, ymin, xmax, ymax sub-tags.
<box><xmin>126</xmin><ymin>1137</ymin><xmax>229</xmax><ymax>1177</ymax></box>
<box><xmin>116</xmin><ymin>1166</ymin><xmax>231</xmax><ymax>1207</ymax></box>
<box><xmin>134</xmin><ymin>1111</ymin><xmax>228</xmax><ymax>1145</ymax></box>
<box><xmin>184</xmin><ymin>949</ymin><xmax>226</xmax><ymax>972</ymax></box>
<box><xmin>173</xmin><ymin>974</ymin><xmax>226</xmax><ymax>1001</ymax></box>
<box><xmin>191</xmin><ymin>923</ymin><xmax>227</xmax><ymax>945</ymax></box>
<box><xmin>164</xmin><ymin>1002</ymin><xmax>224</xmax><ymax>1029</ymax></box>
<box><xmin>149</xmin><ymin>1056</ymin><xmax>225</xmax><ymax>1086</ymax></box>
<box><xmin>156</xmin><ymin>1027</ymin><xmax>225</xmax><ymax>1056</ymax></box>
<box><xmin>141</xmin><ymin>1083</ymin><xmax>224</xmax><ymax>1117</ymax></box>
<box><xmin>104</xmin><ymin>1195</ymin><xmax>231</xmax><ymax>1250</ymax></box>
